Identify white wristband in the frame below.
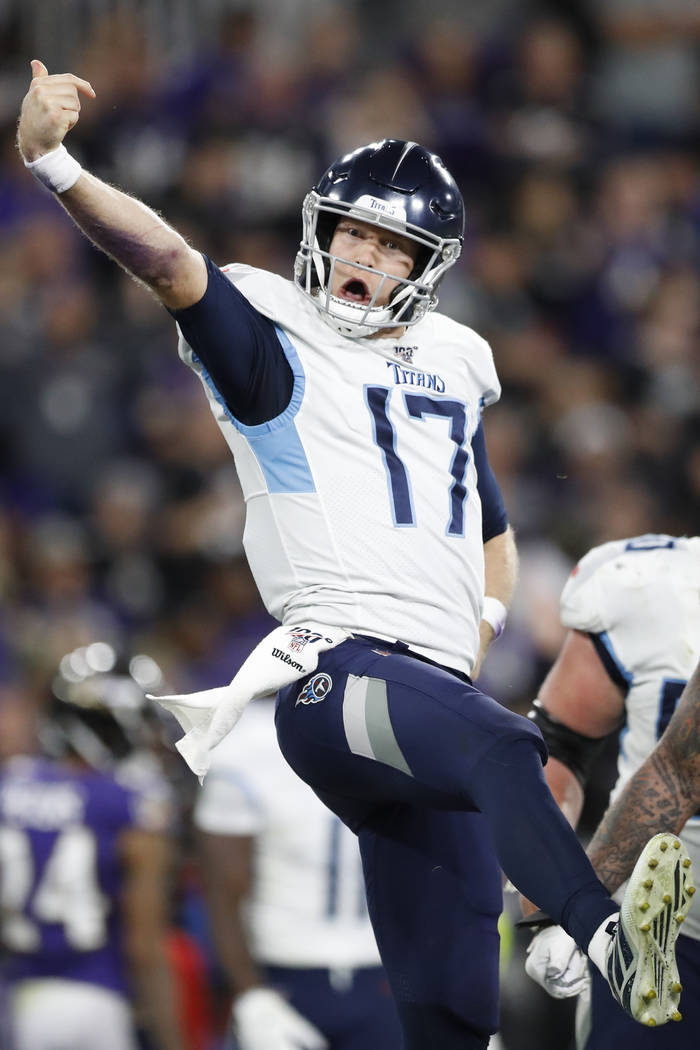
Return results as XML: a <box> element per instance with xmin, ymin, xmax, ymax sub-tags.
<box><xmin>24</xmin><ymin>144</ymin><xmax>82</xmax><ymax>194</ymax></box>
<box><xmin>481</xmin><ymin>596</ymin><xmax>507</xmax><ymax>639</ymax></box>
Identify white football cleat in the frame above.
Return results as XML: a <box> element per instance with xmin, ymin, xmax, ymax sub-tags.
<box><xmin>605</xmin><ymin>832</ymin><xmax>695</xmax><ymax>1026</ymax></box>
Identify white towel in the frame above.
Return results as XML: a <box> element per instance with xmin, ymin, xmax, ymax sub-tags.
<box><xmin>148</xmin><ymin>622</ymin><xmax>350</xmax><ymax>779</ymax></box>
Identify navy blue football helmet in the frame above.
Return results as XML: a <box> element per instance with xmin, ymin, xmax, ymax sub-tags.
<box><xmin>294</xmin><ymin>139</ymin><xmax>465</xmax><ymax>337</ymax></box>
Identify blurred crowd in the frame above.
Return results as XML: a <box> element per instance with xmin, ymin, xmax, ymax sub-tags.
<box><xmin>0</xmin><ymin>1</ymin><xmax>698</xmax><ymax>1047</ymax></box>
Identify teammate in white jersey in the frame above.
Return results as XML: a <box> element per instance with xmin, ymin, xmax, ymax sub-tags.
<box><xmin>194</xmin><ymin>697</ymin><xmax>402</xmax><ymax>1050</ymax></box>
<box><xmin>587</xmin><ymin>657</ymin><xmax>700</xmax><ymax>916</ymax></box>
<box><xmin>16</xmin><ymin>63</ymin><xmax>693</xmax><ymax>1049</ymax></box>
<box><xmin>524</xmin><ymin>535</ymin><xmax>700</xmax><ymax>1048</ymax></box>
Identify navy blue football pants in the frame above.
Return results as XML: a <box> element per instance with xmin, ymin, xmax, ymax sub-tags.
<box><xmin>275</xmin><ymin>636</ymin><xmax>619</xmax><ymax>1049</ymax></box>
<box><xmin>228</xmin><ymin>965</ymin><xmax>403</xmax><ymax>1050</ymax></box>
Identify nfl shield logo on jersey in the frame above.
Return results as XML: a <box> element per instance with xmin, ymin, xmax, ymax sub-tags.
<box><xmin>296</xmin><ymin>673</ymin><xmax>333</xmax><ymax>706</ymax></box>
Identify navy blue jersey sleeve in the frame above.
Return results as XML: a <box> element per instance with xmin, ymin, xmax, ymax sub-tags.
<box><xmin>169</xmin><ymin>255</ymin><xmax>293</xmax><ymax>426</ymax></box>
<box><xmin>472</xmin><ymin>420</ymin><xmax>509</xmax><ymax>542</ymax></box>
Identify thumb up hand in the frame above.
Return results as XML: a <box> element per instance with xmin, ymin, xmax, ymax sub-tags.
<box><xmin>30</xmin><ymin>59</ymin><xmax>49</xmax><ymax>79</ymax></box>
<box><xmin>18</xmin><ymin>58</ymin><xmax>95</xmax><ymax>162</ymax></box>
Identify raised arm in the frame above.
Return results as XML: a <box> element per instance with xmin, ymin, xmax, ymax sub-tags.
<box><xmin>17</xmin><ymin>60</ymin><xmax>206</xmax><ymax>309</ymax></box>
<box><xmin>587</xmin><ymin>660</ymin><xmax>700</xmax><ymax>893</ymax></box>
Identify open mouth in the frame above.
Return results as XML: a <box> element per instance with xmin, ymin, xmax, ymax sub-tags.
<box><xmin>338</xmin><ymin>278</ymin><xmax>371</xmax><ymax>304</ymax></box>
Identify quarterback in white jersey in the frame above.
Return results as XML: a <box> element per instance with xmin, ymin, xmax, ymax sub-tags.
<box><xmin>179</xmin><ymin>261</ymin><xmax>500</xmax><ymax>676</ymax></box>
<box><xmin>19</xmin><ymin>64</ymin><xmax>690</xmax><ymax>1049</ymax></box>
<box><xmin>525</xmin><ymin>534</ymin><xmax>700</xmax><ymax>1048</ymax></box>
<box><xmin>194</xmin><ymin>698</ymin><xmax>401</xmax><ymax>1049</ymax></box>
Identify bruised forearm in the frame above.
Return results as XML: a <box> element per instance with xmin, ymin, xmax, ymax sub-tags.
<box><xmin>57</xmin><ymin>172</ymin><xmax>205</xmax><ymax>307</ymax></box>
<box><xmin>17</xmin><ymin>61</ymin><xmax>206</xmax><ymax>308</ymax></box>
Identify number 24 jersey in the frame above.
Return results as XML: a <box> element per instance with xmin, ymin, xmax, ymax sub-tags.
<box><xmin>0</xmin><ymin>754</ymin><xmax>171</xmax><ymax>992</ymax></box>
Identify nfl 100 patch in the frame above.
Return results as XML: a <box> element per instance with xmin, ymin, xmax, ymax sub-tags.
<box><xmin>286</xmin><ymin>627</ymin><xmax>334</xmax><ymax>653</ymax></box>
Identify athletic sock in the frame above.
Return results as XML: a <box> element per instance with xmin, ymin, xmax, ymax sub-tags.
<box><xmin>587</xmin><ymin>913</ymin><xmax>618</xmax><ymax>977</ymax></box>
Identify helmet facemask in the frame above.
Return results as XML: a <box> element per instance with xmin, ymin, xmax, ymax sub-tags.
<box><xmin>295</xmin><ymin>192</ymin><xmax>462</xmax><ymax>339</ymax></box>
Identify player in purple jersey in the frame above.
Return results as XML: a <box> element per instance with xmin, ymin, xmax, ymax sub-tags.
<box><xmin>0</xmin><ymin>644</ymin><xmax>184</xmax><ymax>1050</ymax></box>
<box><xmin>16</xmin><ymin>62</ymin><xmax>693</xmax><ymax>1049</ymax></box>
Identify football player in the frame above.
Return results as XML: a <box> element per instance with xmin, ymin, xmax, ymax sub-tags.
<box><xmin>524</xmin><ymin>535</ymin><xmax>700</xmax><ymax>1048</ymax></box>
<box><xmin>587</xmin><ymin>658</ymin><xmax>700</xmax><ymax>914</ymax></box>
<box><xmin>16</xmin><ymin>63</ymin><xmax>692</xmax><ymax>1049</ymax></box>
<box><xmin>0</xmin><ymin>644</ymin><xmax>184</xmax><ymax>1050</ymax></box>
<box><xmin>194</xmin><ymin>696</ymin><xmax>402</xmax><ymax>1050</ymax></box>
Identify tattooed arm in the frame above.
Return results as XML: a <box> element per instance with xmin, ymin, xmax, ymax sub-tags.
<box><xmin>587</xmin><ymin>660</ymin><xmax>700</xmax><ymax>893</ymax></box>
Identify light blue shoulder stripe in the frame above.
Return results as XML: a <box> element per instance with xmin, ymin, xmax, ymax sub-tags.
<box><xmin>597</xmin><ymin>631</ymin><xmax>634</xmax><ymax>686</ymax></box>
<box><xmin>194</xmin><ymin>325</ymin><xmax>316</xmax><ymax>494</ymax></box>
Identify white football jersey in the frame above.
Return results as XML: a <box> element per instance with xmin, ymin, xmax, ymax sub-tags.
<box><xmin>193</xmin><ymin>699</ymin><xmax>380</xmax><ymax>968</ymax></box>
<box><xmin>560</xmin><ymin>534</ymin><xmax>700</xmax><ymax>938</ymax></box>
<box><xmin>178</xmin><ymin>265</ymin><xmax>501</xmax><ymax>676</ymax></box>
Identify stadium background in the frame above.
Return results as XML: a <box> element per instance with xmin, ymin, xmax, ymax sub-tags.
<box><xmin>0</xmin><ymin>1</ymin><xmax>698</xmax><ymax>1048</ymax></box>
